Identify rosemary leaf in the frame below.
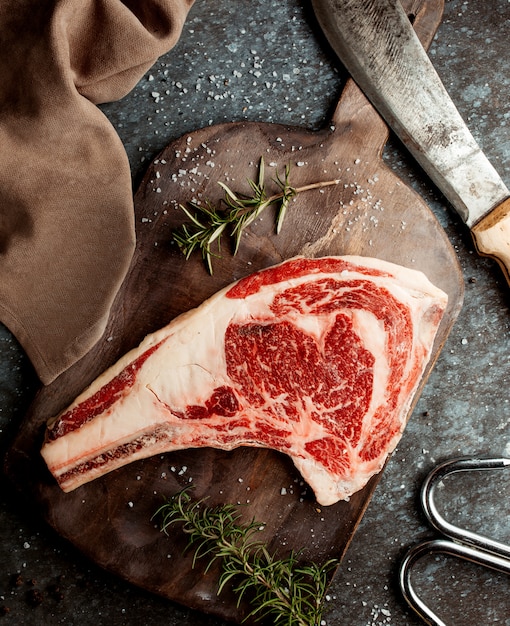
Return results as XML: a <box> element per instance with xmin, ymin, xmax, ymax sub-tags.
<box><xmin>218</xmin><ymin>180</ymin><xmax>240</xmax><ymax>204</ymax></box>
<box><xmin>258</xmin><ymin>155</ymin><xmax>265</xmax><ymax>188</ymax></box>
<box><xmin>154</xmin><ymin>489</ymin><xmax>337</xmax><ymax>626</ymax></box>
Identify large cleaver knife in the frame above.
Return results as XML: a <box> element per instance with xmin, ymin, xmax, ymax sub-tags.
<box><xmin>311</xmin><ymin>0</ymin><xmax>510</xmax><ymax>285</ymax></box>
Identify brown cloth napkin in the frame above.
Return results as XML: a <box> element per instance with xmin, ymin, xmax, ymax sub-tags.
<box><xmin>0</xmin><ymin>0</ymin><xmax>193</xmax><ymax>385</ymax></box>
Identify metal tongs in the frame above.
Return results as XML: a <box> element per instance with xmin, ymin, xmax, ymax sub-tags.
<box><xmin>399</xmin><ymin>457</ymin><xmax>510</xmax><ymax>626</ymax></box>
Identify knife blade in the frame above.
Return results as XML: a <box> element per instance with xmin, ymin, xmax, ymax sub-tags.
<box><xmin>311</xmin><ymin>0</ymin><xmax>510</xmax><ymax>285</ymax></box>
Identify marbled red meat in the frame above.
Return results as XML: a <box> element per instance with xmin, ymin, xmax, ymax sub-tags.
<box><xmin>41</xmin><ymin>256</ymin><xmax>447</xmax><ymax>505</ymax></box>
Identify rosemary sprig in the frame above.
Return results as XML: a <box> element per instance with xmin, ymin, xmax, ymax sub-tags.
<box><xmin>172</xmin><ymin>158</ymin><xmax>340</xmax><ymax>273</ymax></box>
<box><xmin>172</xmin><ymin>200</ymin><xmax>229</xmax><ymax>274</ymax></box>
<box><xmin>154</xmin><ymin>489</ymin><xmax>337</xmax><ymax>626</ymax></box>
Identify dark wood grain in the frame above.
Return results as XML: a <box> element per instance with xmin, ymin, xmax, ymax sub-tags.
<box><xmin>4</xmin><ymin>0</ymin><xmax>463</xmax><ymax>623</ymax></box>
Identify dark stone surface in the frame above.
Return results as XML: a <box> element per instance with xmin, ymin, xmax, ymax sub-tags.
<box><xmin>1</xmin><ymin>1</ymin><xmax>509</xmax><ymax>624</ymax></box>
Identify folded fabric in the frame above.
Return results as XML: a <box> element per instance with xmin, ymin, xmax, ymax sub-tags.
<box><xmin>0</xmin><ymin>0</ymin><xmax>193</xmax><ymax>384</ymax></box>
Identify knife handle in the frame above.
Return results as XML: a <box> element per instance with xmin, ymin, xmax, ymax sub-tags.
<box><xmin>471</xmin><ymin>198</ymin><xmax>510</xmax><ymax>286</ymax></box>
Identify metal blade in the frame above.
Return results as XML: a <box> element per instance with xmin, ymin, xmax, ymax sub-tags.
<box><xmin>311</xmin><ymin>0</ymin><xmax>509</xmax><ymax>227</ymax></box>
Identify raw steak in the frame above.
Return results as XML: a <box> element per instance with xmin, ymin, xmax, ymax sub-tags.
<box><xmin>41</xmin><ymin>256</ymin><xmax>447</xmax><ymax>505</ymax></box>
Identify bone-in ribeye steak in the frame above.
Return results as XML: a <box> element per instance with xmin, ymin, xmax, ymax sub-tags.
<box><xmin>41</xmin><ymin>256</ymin><xmax>447</xmax><ymax>505</ymax></box>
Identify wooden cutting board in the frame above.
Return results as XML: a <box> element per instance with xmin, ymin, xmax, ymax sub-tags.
<box><xmin>5</xmin><ymin>0</ymin><xmax>463</xmax><ymax>622</ymax></box>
